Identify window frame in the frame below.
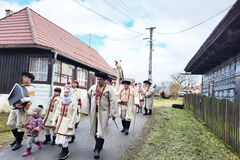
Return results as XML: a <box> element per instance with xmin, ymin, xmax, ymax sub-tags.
<box><xmin>54</xmin><ymin>60</ymin><xmax>74</xmax><ymax>85</ymax></box>
<box><xmin>29</xmin><ymin>57</ymin><xmax>49</xmax><ymax>82</ymax></box>
<box><xmin>76</xmin><ymin>67</ymin><xmax>89</xmax><ymax>88</ymax></box>
<box><xmin>208</xmin><ymin>81</ymin><xmax>214</xmax><ymax>97</ymax></box>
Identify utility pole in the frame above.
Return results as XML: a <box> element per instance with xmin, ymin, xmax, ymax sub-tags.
<box><xmin>146</xmin><ymin>27</ymin><xmax>156</xmax><ymax>82</ymax></box>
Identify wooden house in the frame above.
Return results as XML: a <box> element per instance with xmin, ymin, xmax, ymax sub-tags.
<box><xmin>185</xmin><ymin>1</ymin><xmax>240</xmax><ymax>102</ymax></box>
<box><xmin>0</xmin><ymin>7</ymin><xmax>116</xmax><ymax>110</ymax></box>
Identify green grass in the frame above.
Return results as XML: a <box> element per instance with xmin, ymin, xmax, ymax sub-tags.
<box><xmin>123</xmin><ymin>98</ymin><xmax>239</xmax><ymax>160</ymax></box>
<box><xmin>0</xmin><ymin>113</ymin><xmax>10</xmax><ymax>133</ymax></box>
<box><xmin>0</xmin><ymin>113</ymin><xmax>13</xmax><ymax>149</ymax></box>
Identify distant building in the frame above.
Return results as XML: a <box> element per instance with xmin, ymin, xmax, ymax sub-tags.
<box><xmin>0</xmin><ymin>7</ymin><xmax>116</xmax><ymax>110</ymax></box>
<box><xmin>185</xmin><ymin>1</ymin><xmax>240</xmax><ymax>102</ymax></box>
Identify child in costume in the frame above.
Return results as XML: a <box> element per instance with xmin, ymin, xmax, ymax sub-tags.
<box><xmin>22</xmin><ymin>105</ymin><xmax>43</xmax><ymax>157</ymax></box>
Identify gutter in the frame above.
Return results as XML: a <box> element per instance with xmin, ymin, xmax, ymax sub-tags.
<box><xmin>49</xmin><ymin>50</ymin><xmax>58</xmax><ymax>97</ymax></box>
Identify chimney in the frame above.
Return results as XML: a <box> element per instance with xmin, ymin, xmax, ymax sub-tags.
<box><xmin>5</xmin><ymin>9</ymin><xmax>13</xmax><ymax>16</ymax></box>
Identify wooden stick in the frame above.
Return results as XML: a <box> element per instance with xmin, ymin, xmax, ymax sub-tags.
<box><xmin>113</xmin><ymin>119</ymin><xmax>119</xmax><ymax>130</ymax></box>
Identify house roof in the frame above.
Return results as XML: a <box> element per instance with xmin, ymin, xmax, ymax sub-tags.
<box><xmin>0</xmin><ymin>7</ymin><xmax>116</xmax><ymax>76</ymax></box>
<box><xmin>184</xmin><ymin>1</ymin><xmax>240</xmax><ymax>74</ymax></box>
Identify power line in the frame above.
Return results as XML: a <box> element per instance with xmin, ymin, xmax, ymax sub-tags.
<box><xmin>155</xmin><ymin>4</ymin><xmax>233</xmax><ymax>35</ymax></box>
<box><xmin>102</xmin><ymin>0</ymin><xmax>137</xmax><ymax>24</ymax></box>
<box><xmin>72</xmin><ymin>0</ymin><xmax>143</xmax><ymax>34</ymax></box>
<box><xmin>103</xmin><ymin>32</ymin><xmax>147</xmax><ymax>41</ymax></box>
<box><xmin>114</xmin><ymin>0</ymin><xmax>148</xmax><ymax>26</ymax></box>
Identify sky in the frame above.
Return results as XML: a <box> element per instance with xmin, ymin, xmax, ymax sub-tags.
<box><xmin>0</xmin><ymin>0</ymin><xmax>237</xmax><ymax>85</ymax></box>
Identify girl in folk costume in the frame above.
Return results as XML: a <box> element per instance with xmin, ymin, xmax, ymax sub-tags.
<box><xmin>22</xmin><ymin>105</ymin><xmax>43</xmax><ymax>157</ymax></box>
<box><xmin>117</xmin><ymin>80</ymin><xmax>139</xmax><ymax>135</ymax></box>
<box><xmin>43</xmin><ymin>87</ymin><xmax>61</xmax><ymax>145</ymax></box>
<box><xmin>137</xmin><ymin>82</ymin><xmax>145</xmax><ymax>113</ymax></box>
<box><xmin>70</xmin><ymin>80</ymin><xmax>82</xmax><ymax>143</ymax></box>
<box><xmin>51</xmin><ymin>84</ymin><xmax>77</xmax><ymax>160</ymax></box>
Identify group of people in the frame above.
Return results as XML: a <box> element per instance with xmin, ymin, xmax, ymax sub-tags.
<box><xmin>6</xmin><ymin>71</ymin><xmax>154</xmax><ymax>160</ymax></box>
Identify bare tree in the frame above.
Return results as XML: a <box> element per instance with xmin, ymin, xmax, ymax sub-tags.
<box><xmin>170</xmin><ymin>83</ymin><xmax>182</xmax><ymax>99</ymax></box>
<box><xmin>170</xmin><ymin>72</ymin><xmax>197</xmax><ymax>89</ymax></box>
<box><xmin>159</xmin><ymin>80</ymin><xmax>169</xmax><ymax>89</ymax></box>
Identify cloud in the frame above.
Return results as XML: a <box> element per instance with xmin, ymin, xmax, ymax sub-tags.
<box><xmin>0</xmin><ymin>0</ymin><xmax>237</xmax><ymax>85</ymax></box>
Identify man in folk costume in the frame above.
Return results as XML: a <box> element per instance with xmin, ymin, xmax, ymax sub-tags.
<box><xmin>118</xmin><ymin>79</ymin><xmax>139</xmax><ymax>135</ymax></box>
<box><xmin>52</xmin><ymin>84</ymin><xmax>77</xmax><ymax>160</ymax></box>
<box><xmin>70</xmin><ymin>80</ymin><xmax>82</xmax><ymax>143</ymax></box>
<box><xmin>81</xmin><ymin>72</ymin><xmax>119</xmax><ymax>159</ymax></box>
<box><xmin>137</xmin><ymin>82</ymin><xmax>145</xmax><ymax>113</ymax></box>
<box><xmin>143</xmin><ymin>80</ymin><xmax>155</xmax><ymax>115</ymax></box>
<box><xmin>7</xmin><ymin>72</ymin><xmax>36</xmax><ymax>151</ymax></box>
<box><xmin>43</xmin><ymin>87</ymin><xmax>61</xmax><ymax>145</ymax></box>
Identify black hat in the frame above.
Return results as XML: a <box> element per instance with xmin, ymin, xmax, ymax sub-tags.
<box><xmin>143</xmin><ymin>80</ymin><xmax>152</xmax><ymax>85</ymax></box>
<box><xmin>22</xmin><ymin>72</ymin><xmax>35</xmax><ymax>81</ymax></box>
<box><xmin>143</xmin><ymin>80</ymin><xmax>148</xmax><ymax>84</ymax></box>
<box><xmin>95</xmin><ymin>71</ymin><xmax>109</xmax><ymax>80</ymax></box>
<box><xmin>122</xmin><ymin>80</ymin><xmax>131</xmax><ymax>85</ymax></box>
<box><xmin>38</xmin><ymin>105</ymin><xmax>43</xmax><ymax>109</ymax></box>
<box><xmin>54</xmin><ymin>87</ymin><xmax>62</xmax><ymax>93</ymax></box>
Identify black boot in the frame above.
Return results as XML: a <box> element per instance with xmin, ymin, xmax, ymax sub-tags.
<box><xmin>125</xmin><ymin>121</ymin><xmax>131</xmax><ymax>135</ymax></box>
<box><xmin>51</xmin><ymin>136</ymin><xmax>56</xmax><ymax>145</ymax></box>
<box><xmin>75</xmin><ymin>122</ymin><xmax>79</xmax><ymax>129</ymax></box>
<box><xmin>94</xmin><ymin>138</ymin><xmax>100</xmax><ymax>159</ymax></box>
<box><xmin>69</xmin><ymin>135</ymin><xmax>75</xmax><ymax>143</ymax></box>
<box><xmin>143</xmin><ymin>108</ymin><xmax>148</xmax><ymax>115</ymax></box>
<box><xmin>94</xmin><ymin>138</ymin><xmax>104</xmax><ymax>159</ymax></box>
<box><xmin>94</xmin><ymin>149</ymin><xmax>100</xmax><ymax>159</ymax></box>
<box><xmin>148</xmin><ymin>109</ymin><xmax>152</xmax><ymax>115</ymax></box>
<box><xmin>121</xmin><ymin>120</ymin><xmax>126</xmax><ymax>133</ymax></box>
<box><xmin>12</xmin><ymin>131</ymin><xmax>24</xmax><ymax>151</ymax></box>
<box><xmin>59</xmin><ymin>147</ymin><xmax>70</xmax><ymax>160</ymax></box>
<box><xmin>10</xmin><ymin>129</ymin><xmax>18</xmax><ymax>146</ymax></box>
<box><xmin>93</xmin><ymin>136</ymin><xmax>97</xmax><ymax>152</ymax></box>
<box><xmin>98</xmin><ymin>138</ymin><xmax>104</xmax><ymax>152</ymax></box>
<box><xmin>43</xmin><ymin>135</ymin><xmax>51</xmax><ymax>145</ymax></box>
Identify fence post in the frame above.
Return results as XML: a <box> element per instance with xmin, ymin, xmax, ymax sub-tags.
<box><xmin>202</xmin><ymin>96</ymin><xmax>205</xmax><ymax>122</ymax></box>
<box><xmin>224</xmin><ymin>99</ymin><xmax>228</xmax><ymax>142</ymax></box>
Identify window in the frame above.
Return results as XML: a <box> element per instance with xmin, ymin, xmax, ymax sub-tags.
<box><xmin>54</xmin><ymin>60</ymin><xmax>74</xmax><ymax>84</ymax></box>
<box><xmin>208</xmin><ymin>81</ymin><xmax>214</xmax><ymax>96</ymax></box>
<box><xmin>29</xmin><ymin>58</ymin><xmax>49</xmax><ymax>81</ymax></box>
<box><xmin>77</xmin><ymin>67</ymin><xmax>88</xmax><ymax>87</ymax></box>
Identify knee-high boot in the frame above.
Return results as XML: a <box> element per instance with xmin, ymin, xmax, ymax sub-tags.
<box><xmin>121</xmin><ymin>120</ymin><xmax>126</xmax><ymax>132</ymax></box>
<box><xmin>10</xmin><ymin>128</ymin><xmax>18</xmax><ymax>146</ymax></box>
<box><xmin>125</xmin><ymin>121</ymin><xmax>131</xmax><ymax>135</ymax></box>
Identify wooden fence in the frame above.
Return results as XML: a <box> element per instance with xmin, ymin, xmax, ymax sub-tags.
<box><xmin>184</xmin><ymin>94</ymin><xmax>240</xmax><ymax>153</ymax></box>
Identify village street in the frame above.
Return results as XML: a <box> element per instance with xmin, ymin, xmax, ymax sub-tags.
<box><xmin>0</xmin><ymin>0</ymin><xmax>240</xmax><ymax>159</ymax></box>
<box><xmin>0</xmin><ymin>114</ymin><xmax>147</xmax><ymax>160</ymax></box>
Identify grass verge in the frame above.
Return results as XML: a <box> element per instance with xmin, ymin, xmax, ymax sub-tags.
<box><xmin>123</xmin><ymin>98</ymin><xmax>239</xmax><ymax>160</ymax></box>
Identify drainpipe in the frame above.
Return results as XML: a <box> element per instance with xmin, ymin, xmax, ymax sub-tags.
<box><xmin>49</xmin><ymin>50</ymin><xmax>58</xmax><ymax>97</ymax></box>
